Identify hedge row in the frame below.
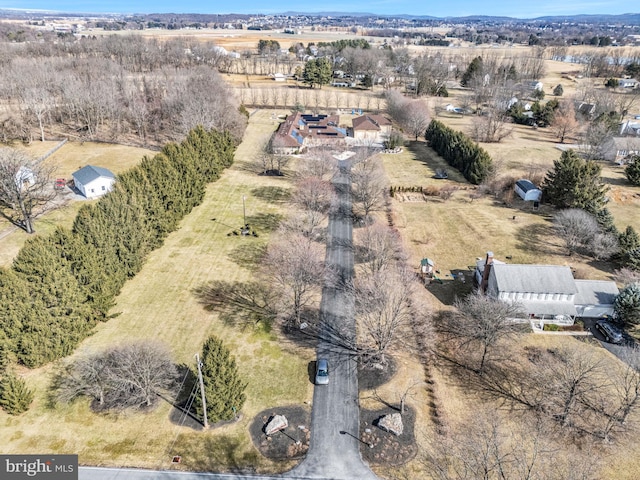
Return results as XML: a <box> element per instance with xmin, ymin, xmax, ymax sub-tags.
<box><xmin>425</xmin><ymin>120</ymin><xmax>493</xmax><ymax>185</ymax></box>
<box><xmin>0</xmin><ymin>126</ymin><xmax>238</xmax><ymax>367</ymax></box>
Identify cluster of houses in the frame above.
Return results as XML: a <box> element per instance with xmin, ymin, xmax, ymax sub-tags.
<box><xmin>271</xmin><ymin>112</ymin><xmax>392</xmax><ymax>154</ymax></box>
<box><xmin>475</xmin><ymin>252</ymin><xmax>619</xmax><ymax>329</ymax></box>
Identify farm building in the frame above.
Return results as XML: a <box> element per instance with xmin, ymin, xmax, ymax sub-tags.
<box><xmin>514</xmin><ymin>179</ymin><xmax>542</xmax><ymax>202</ymax></box>
<box><xmin>72</xmin><ymin>165</ymin><xmax>115</xmax><ymax>199</ymax></box>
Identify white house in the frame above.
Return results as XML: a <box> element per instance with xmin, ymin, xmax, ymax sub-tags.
<box><xmin>601</xmin><ymin>136</ymin><xmax>640</xmax><ymax>164</ymax></box>
<box><xmin>619</xmin><ymin>78</ymin><xmax>639</xmax><ymax>89</ymax></box>
<box><xmin>514</xmin><ymin>179</ymin><xmax>542</xmax><ymax>202</ymax></box>
<box><xmin>72</xmin><ymin>165</ymin><xmax>115</xmax><ymax>199</ymax></box>
<box><xmin>475</xmin><ymin>252</ymin><xmax>620</xmax><ymax>327</ymax></box>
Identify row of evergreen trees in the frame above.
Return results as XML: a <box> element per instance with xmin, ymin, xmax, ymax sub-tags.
<box><xmin>0</xmin><ymin>126</ymin><xmax>238</xmax><ymax>368</ymax></box>
<box><xmin>425</xmin><ymin>120</ymin><xmax>493</xmax><ymax>185</ymax></box>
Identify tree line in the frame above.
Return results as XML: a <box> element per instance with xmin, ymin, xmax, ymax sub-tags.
<box><xmin>0</xmin><ymin>126</ymin><xmax>239</xmax><ymax>369</ymax></box>
<box><xmin>0</xmin><ymin>36</ymin><xmax>246</xmax><ymax>146</ymax></box>
<box><xmin>425</xmin><ymin>120</ymin><xmax>494</xmax><ymax>185</ymax></box>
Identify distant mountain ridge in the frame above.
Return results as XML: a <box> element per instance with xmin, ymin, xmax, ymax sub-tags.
<box><xmin>0</xmin><ymin>8</ymin><xmax>639</xmax><ymax>25</ymax></box>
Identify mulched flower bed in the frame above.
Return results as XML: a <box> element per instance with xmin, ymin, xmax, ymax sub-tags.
<box><xmin>359</xmin><ymin>406</ymin><xmax>417</xmax><ymax>466</ymax></box>
<box><xmin>249</xmin><ymin>405</ymin><xmax>312</xmax><ymax>461</ymax></box>
<box><xmin>358</xmin><ymin>357</ymin><xmax>397</xmax><ymax>391</ymax></box>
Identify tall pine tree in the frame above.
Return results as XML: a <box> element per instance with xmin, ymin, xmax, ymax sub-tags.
<box><xmin>542</xmin><ymin>149</ymin><xmax>608</xmax><ymax>214</ymax></box>
<box><xmin>194</xmin><ymin>335</ymin><xmax>246</xmax><ymax>425</ymax></box>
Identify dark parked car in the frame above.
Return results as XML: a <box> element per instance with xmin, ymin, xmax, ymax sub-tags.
<box><xmin>594</xmin><ymin>320</ymin><xmax>624</xmax><ymax>344</ymax></box>
<box><xmin>315</xmin><ymin>358</ymin><xmax>329</xmax><ymax>385</ymax></box>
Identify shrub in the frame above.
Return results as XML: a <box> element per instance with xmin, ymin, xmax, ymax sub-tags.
<box><xmin>0</xmin><ymin>372</ymin><xmax>33</xmax><ymax>415</ymax></box>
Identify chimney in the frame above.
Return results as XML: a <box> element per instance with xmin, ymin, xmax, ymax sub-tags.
<box><xmin>479</xmin><ymin>251</ymin><xmax>494</xmax><ymax>294</ymax></box>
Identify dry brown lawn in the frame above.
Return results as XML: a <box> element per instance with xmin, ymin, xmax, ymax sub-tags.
<box><xmin>0</xmin><ymin>141</ymin><xmax>157</xmax><ymax>268</ymax></box>
<box><xmin>0</xmin><ymin>110</ymin><xmax>313</xmax><ymax>473</ymax></box>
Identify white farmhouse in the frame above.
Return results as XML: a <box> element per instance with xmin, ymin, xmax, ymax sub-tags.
<box><xmin>72</xmin><ymin>165</ymin><xmax>115</xmax><ymax>199</ymax></box>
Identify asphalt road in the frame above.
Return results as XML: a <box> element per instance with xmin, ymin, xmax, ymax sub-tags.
<box><xmin>287</xmin><ymin>159</ymin><xmax>378</xmax><ymax>480</ymax></box>
<box><xmin>80</xmin><ymin>159</ymin><xmax>378</xmax><ymax>480</ymax></box>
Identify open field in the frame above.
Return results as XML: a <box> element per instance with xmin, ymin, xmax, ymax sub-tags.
<box><xmin>0</xmin><ymin>110</ymin><xmax>313</xmax><ymax>473</ymax></box>
<box><xmin>0</xmin><ymin>141</ymin><xmax>157</xmax><ymax>268</ymax></box>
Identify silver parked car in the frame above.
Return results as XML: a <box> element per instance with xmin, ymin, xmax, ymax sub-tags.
<box><xmin>315</xmin><ymin>358</ymin><xmax>329</xmax><ymax>385</ymax></box>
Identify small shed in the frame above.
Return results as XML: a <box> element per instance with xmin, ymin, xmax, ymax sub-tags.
<box><xmin>72</xmin><ymin>165</ymin><xmax>115</xmax><ymax>199</ymax></box>
<box><xmin>515</xmin><ymin>179</ymin><xmax>542</xmax><ymax>202</ymax></box>
<box><xmin>420</xmin><ymin>258</ymin><xmax>435</xmax><ymax>278</ymax></box>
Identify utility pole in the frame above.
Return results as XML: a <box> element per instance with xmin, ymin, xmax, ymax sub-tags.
<box><xmin>195</xmin><ymin>353</ymin><xmax>208</xmax><ymax>429</ymax></box>
<box><xmin>242</xmin><ymin>195</ymin><xmax>246</xmax><ymax>226</ymax></box>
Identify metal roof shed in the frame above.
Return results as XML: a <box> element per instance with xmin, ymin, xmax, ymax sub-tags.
<box><xmin>515</xmin><ymin>179</ymin><xmax>542</xmax><ymax>202</ymax></box>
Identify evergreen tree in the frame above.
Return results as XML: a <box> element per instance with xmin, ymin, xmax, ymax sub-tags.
<box><xmin>303</xmin><ymin>58</ymin><xmax>332</xmax><ymax>88</ymax></box>
<box><xmin>0</xmin><ymin>371</ymin><xmax>34</xmax><ymax>415</ymax></box>
<box><xmin>626</xmin><ymin>156</ymin><xmax>640</xmax><ymax>186</ymax></box>
<box><xmin>619</xmin><ymin>226</ymin><xmax>640</xmax><ymax>254</ymax></box>
<box><xmin>542</xmin><ymin>149</ymin><xmax>608</xmax><ymax>214</ymax></box>
<box><xmin>194</xmin><ymin>335</ymin><xmax>246</xmax><ymax>424</ymax></box>
<box><xmin>614</xmin><ymin>283</ymin><xmax>640</xmax><ymax>326</ymax></box>
<box><xmin>553</xmin><ymin>84</ymin><xmax>564</xmax><ymax>96</ymax></box>
<box><xmin>460</xmin><ymin>56</ymin><xmax>483</xmax><ymax>87</ymax></box>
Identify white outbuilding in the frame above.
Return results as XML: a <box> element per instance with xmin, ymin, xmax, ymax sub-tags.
<box><xmin>514</xmin><ymin>179</ymin><xmax>542</xmax><ymax>202</ymax></box>
<box><xmin>72</xmin><ymin>165</ymin><xmax>115</xmax><ymax>199</ymax></box>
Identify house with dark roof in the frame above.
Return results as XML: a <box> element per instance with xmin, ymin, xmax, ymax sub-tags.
<box><xmin>272</xmin><ymin>112</ymin><xmax>347</xmax><ymax>154</ymax></box>
<box><xmin>351</xmin><ymin>114</ymin><xmax>392</xmax><ymax>145</ymax></box>
<box><xmin>475</xmin><ymin>252</ymin><xmax>619</xmax><ymax>327</ymax></box>
<box><xmin>72</xmin><ymin>165</ymin><xmax>115</xmax><ymax>199</ymax></box>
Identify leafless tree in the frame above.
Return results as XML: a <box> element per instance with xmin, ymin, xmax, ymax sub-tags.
<box><xmin>351</xmin><ymin>155</ymin><xmax>388</xmax><ymax>221</ymax></box>
<box><xmin>55</xmin><ymin>341</ymin><xmax>177</xmax><ymax>411</ymax></box>
<box><xmin>354</xmin><ymin>266</ymin><xmax>422</xmax><ymax>366</ymax></box>
<box><xmin>553</xmin><ymin>208</ymin><xmax>599</xmax><ymax>256</ymax></box>
<box><xmin>470</xmin><ymin>105</ymin><xmax>513</xmax><ymax>143</ymax></box>
<box><xmin>0</xmin><ymin>147</ymin><xmax>57</xmax><ymax>234</ymax></box>
<box><xmin>438</xmin><ymin>293</ymin><xmax>523</xmax><ymax>373</ymax></box>
<box><xmin>403</xmin><ymin>100</ymin><xmax>431</xmax><ymax>141</ymax></box>
<box><xmin>553</xmin><ymin>208</ymin><xmax>617</xmax><ymax>259</ymax></box>
<box><xmin>291</xmin><ymin>176</ymin><xmax>334</xmax><ymax>214</ymax></box>
<box><xmin>421</xmin><ymin>408</ymin><xmax>600</xmax><ymax>480</ymax></box>
<box><xmin>355</xmin><ymin>222</ymin><xmax>406</xmax><ymax>275</ymax></box>
<box><xmin>550</xmin><ymin>100</ymin><xmax>581</xmax><ymax>143</ymax></box>
<box><xmin>264</xmin><ymin>233</ymin><xmax>327</xmax><ymax>327</ymax></box>
<box><xmin>297</xmin><ymin>149</ymin><xmax>338</xmax><ymax>180</ymax></box>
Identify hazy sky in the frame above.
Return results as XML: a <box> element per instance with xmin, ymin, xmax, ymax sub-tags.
<box><xmin>0</xmin><ymin>0</ymin><xmax>635</xmax><ymax>18</ymax></box>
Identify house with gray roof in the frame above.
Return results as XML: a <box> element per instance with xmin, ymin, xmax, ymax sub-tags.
<box><xmin>72</xmin><ymin>165</ymin><xmax>115</xmax><ymax>199</ymax></box>
<box><xmin>475</xmin><ymin>252</ymin><xmax>619</xmax><ymax>327</ymax></box>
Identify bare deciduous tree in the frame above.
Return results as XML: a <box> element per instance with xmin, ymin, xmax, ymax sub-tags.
<box><xmin>438</xmin><ymin>293</ymin><xmax>523</xmax><ymax>373</ymax></box>
<box><xmin>0</xmin><ymin>147</ymin><xmax>57</xmax><ymax>234</ymax></box>
<box><xmin>55</xmin><ymin>341</ymin><xmax>177</xmax><ymax>411</ymax></box>
<box><xmin>264</xmin><ymin>233</ymin><xmax>327</xmax><ymax>327</ymax></box>
<box><xmin>355</xmin><ymin>222</ymin><xmax>406</xmax><ymax>275</ymax></box>
<box><xmin>351</xmin><ymin>155</ymin><xmax>388</xmax><ymax>221</ymax></box>
<box><xmin>550</xmin><ymin>100</ymin><xmax>581</xmax><ymax>143</ymax></box>
<box><xmin>354</xmin><ymin>266</ymin><xmax>422</xmax><ymax>366</ymax></box>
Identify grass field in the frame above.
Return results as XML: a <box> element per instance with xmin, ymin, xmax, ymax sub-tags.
<box><xmin>0</xmin><ymin>141</ymin><xmax>158</xmax><ymax>268</ymax></box>
<box><xmin>0</xmin><ymin>110</ymin><xmax>313</xmax><ymax>473</ymax></box>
